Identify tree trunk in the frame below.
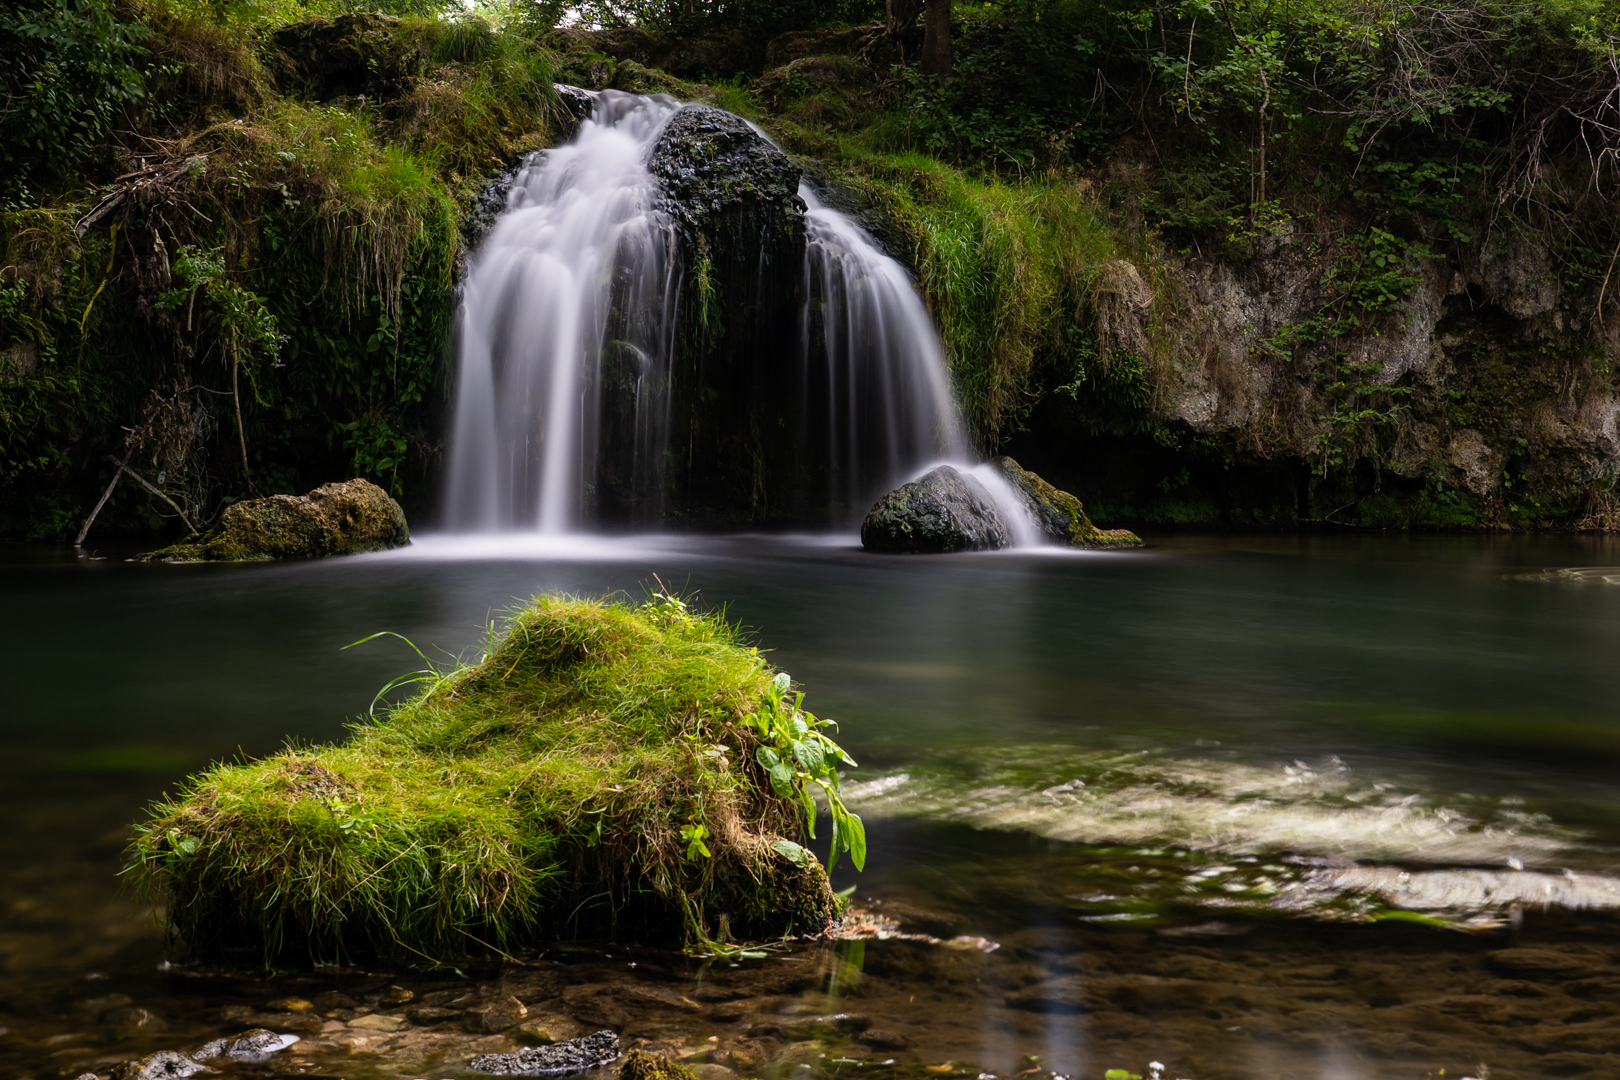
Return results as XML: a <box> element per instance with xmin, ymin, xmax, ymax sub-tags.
<box><xmin>885</xmin><ymin>0</ymin><xmax>922</xmax><ymax>40</ymax></box>
<box><xmin>921</xmin><ymin>0</ymin><xmax>952</xmax><ymax>77</ymax></box>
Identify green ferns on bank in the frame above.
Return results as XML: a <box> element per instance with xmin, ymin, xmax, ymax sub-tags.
<box><xmin>128</xmin><ymin>593</ymin><xmax>849</xmax><ymax>963</ymax></box>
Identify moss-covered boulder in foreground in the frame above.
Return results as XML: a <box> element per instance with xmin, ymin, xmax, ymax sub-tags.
<box><xmin>991</xmin><ymin>457</ymin><xmax>1143</xmax><ymax>548</ymax></box>
<box><xmin>134</xmin><ymin>479</ymin><xmax>409</xmax><ymax>562</ymax></box>
<box><xmin>128</xmin><ymin>595</ymin><xmax>843</xmax><ymax>962</ymax></box>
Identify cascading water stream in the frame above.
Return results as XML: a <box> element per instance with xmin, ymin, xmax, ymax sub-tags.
<box><xmin>445</xmin><ymin>91</ymin><xmax>681</xmax><ymax>532</ymax></box>
<box><xmin>444</xmin><ymin>89</ymin><xmax>1040</xmax><ymax>541</ymax></box>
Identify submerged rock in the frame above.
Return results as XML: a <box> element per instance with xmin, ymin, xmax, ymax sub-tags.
<box><xmin>989</xmin><ymin>457</ymin><xmax>1143</xmax><ymax>548</ymax></box>
<box><xmin>108</xmin><ymin>1031</ymin><xmax>299</xmax><ymax>1080</ymax></box>
<box><xmin>471</xmin><ymin>1029</ymin><xmax>620</xmax><ymax>1076</ymax></box>
<box><xmin>860</xmin><ymin>466</ymin><xmax>1010</xmax><ymax>553</ymax></box>
<box><xmin>133</xmin><ymin>479</ymin><xmax>409</xmax><ymax>562</ymax></box>
<box><xmin>128</xmin><ymin>595</ymin><xmax>840</xmax><ymax>961</ymax></box>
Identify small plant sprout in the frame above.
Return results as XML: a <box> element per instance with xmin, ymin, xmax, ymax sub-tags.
<box><xmin>750</xmin><ymin>669</ymin><xmax>866</xmax><ymax>871</ymax></box>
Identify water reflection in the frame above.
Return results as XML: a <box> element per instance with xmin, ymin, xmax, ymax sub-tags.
<box><xmin>2</xmin><ymin>533</ymin><xmax>1620</xmax><ymax>1078</ymax></box>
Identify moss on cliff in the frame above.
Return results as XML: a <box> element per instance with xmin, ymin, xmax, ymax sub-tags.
<box><xmin>127</xmin><ymin>594</ymin><xmax>842</xmax><ymax>963</ymax></box>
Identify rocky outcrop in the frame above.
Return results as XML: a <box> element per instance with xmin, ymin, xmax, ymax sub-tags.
<box><xmin>648</xmin><ymin>105</ymin><xmax>805</xmax><ymax>249</ymax></box>
<box><xmin>634</xmin><ymin>106</ymin><xmax>811</xmax><ymax>526</ymax></box>
<box><xmin>990</xmin><ymin>457</ymin><xmax>1142</xmax><ymax>547</ymax></box>
<box><xmin>861</xmin><ymin>466</ymin><xmax>1011</xmax><ymax>553</ymax></box>
<box><xmin>134</xmin><ymin>479</ymin><xmax>408</xmax><ymax>562</ymax></box>
<box><xmin>266</xmin><ymin>14</ymin><xmax>424</xmax><ymax>103</ymax></box>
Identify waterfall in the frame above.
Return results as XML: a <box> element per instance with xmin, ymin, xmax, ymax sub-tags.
<box><xmin>799</xmin><ymin>187</ymin><xmax>968</xmax><ymax>516</ymax></box>
<box><xmin>444</xmin><ymin>89</ymin><xmax>1035</xmax><ymax>540</ymax></box>
<box><xmin>445</xmin><ymin>91</ymin><xmax>682</xmax><ymax>532</ymax></box>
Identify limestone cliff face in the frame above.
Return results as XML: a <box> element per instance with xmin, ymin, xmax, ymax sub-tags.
<box><xmin>1073</xmin><ymin>223</ymin><xmax>1620</xmax><ymax>526</ymax></box>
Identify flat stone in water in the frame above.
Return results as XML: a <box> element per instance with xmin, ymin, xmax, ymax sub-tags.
<box><xmin>471</xmin><ymin>1029</ymin><xmax>620</xmax><ymax>1076</ymax></box>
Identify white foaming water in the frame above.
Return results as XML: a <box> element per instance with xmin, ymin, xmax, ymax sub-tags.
<box><xmin>445</xmin><ymin>91</ymin><xmax>683</xmax><ymax>532</ymax></box>
<box><xmin>799</xmin><ymin>187</ymin><xmax>971</xmax><ymax>512</ymax></box>
<box><xmin>444</xmin><ymin>90</ymin><xmax>1043</xmax><ymax>542</ymax></box>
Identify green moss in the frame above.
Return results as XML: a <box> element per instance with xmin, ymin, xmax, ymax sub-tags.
<box><xmin>135</xmin><ymin>478</ymin><xmax>409</xmax><ymax>561</ymax></box>
<box><xmin>621</xmin><ymin>1050</ymin><xmax>702</xmax><ymax>1080</ymax></box>
<box><xmin>127</xmin><ymin>594</ymin><xmax>840</xmax><ymax>963</ymax></box>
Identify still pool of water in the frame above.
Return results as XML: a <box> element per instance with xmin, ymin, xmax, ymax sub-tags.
<box><xmin>4</xmin><ymin>533</ymin><xmax>1619</xmax><ymax>1080</ymax></box>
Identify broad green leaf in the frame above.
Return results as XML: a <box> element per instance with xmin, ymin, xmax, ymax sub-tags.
<box><xmin>793</xmin><ymin>738</ymin><xmax>825</xmax><ymax>773</ymax></box>
<box><xmin>768</xmin><ymin>761</ymin><xmax>794</xmax><ymax>798</ymax></box>
<box><xmin>844</xmin><ymin>812</ymin><xmax>867</xmax><ymax>872</ymax></box>
<box><xmin>770</xmin><ymin>838</ymin><xmax>813</xmax><ymax>867</ymax></box>
<box><xmin>756</xmin><ymin>746</ymin><xmax>779</xmax><ymax>769</ymax></box>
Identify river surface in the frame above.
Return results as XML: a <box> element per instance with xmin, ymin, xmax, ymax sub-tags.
<box><xmin>4</xmin><ymin>533</ymin><xmax>1620</xmax><ymax>1080</ymax></box>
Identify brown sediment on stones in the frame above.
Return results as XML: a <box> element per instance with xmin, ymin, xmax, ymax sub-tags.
<box><xmin>990</xmin><ymin>456</ymin><xmax>1142</xmax><ymax>548</ymax></box>
<box><xmin>133</xmin><ymin>479</ymin><xmax>409</xmax><ymax>562</ymax></box>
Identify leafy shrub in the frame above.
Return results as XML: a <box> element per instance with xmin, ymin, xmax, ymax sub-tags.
<box><xmin>0</xmin><ymin>0</ymin><xmax>147</xmax><ymax>203</ymax></box>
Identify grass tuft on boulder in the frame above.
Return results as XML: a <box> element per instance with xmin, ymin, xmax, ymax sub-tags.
<box><xmin>127</xmin><ymin>593</ymin><xmax>853</xmax><ymax>963</ymax></box>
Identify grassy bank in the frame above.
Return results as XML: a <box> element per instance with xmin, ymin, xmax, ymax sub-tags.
<box><xmin>129</xmin><ymin>592</ymin><xmax>857</xmax><ymax>962</ymax></box>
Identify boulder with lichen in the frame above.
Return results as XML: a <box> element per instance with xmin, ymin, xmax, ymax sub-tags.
<box><xmin>134</xmin><ymin>479</ymin><xmax>409</xmax><ymax>562</ymax></box>
<box><xmin>860</xmin><ymin>465</ymin><xmax>1011</xmax><ymax>553</ymax></box>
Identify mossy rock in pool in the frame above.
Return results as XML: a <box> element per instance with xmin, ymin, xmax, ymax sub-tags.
<box><xmin>990</xmin><ymin>457</ymin><xmax>1143</xmax><ymax>549</ymax></box>
<box><xmin>134</xmin><ymin>479</ymin><xmax>409</xmax><ymax>562</ymax></box>
<box><xmin>128</xmin><ymin>595</ymin><xmax>842</xmax><ymax>962</ymax></box>
<box><xmin>861</xmin><ymin>465</ymin><xmax>1010</xmax><ymax>553</ymax></box>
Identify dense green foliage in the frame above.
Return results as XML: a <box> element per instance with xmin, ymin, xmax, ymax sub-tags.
<box><xmin>6</xmin><ymin>0</ymin><xmax>1620</xmax><ymax>537</ymax></box>
<box><xmin>0</xmin><ymin>0</ymin><xmax>148</xmax><ymax>204</ymax></box>
<box><xmin>0</xmin><ymin>0</ymin><xmax>565</xmax><ymax>539</ymax></box>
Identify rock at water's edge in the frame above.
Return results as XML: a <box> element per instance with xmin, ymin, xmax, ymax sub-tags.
<box><xmin>471</xmin><ymin>1029</ymin><xmax>621</xmax><ymax>1076</ymax></box>
<box><xmin>860</xmin><ymin>466</ymin><xmax>1010</xmax><ymax>553</ymax></box>
<box><xmin>989</xmin><ymin>457</ymin><xmax>1142</xmax><ymax>548</ymax></box>
<box><xmin>134</xmin><ymin>479</ymin><xmax>409</xmax><ymax>562</ymax></box>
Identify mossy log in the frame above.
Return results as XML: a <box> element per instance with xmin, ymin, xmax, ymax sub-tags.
<box><xmin>128</xmin><ymin>595</ymin><xmax>839</xmax><ymax>962</ymax></box>
<box><xmin>134</xmin><ymin>479</ymin><xmax>409</xmax><ymax>562</ymax></box>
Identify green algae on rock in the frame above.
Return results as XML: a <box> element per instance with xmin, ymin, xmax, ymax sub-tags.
<box><xmin>134</xmin><ymin>479</ymin><xmax>409</xmax><ymax>562</ymax></box>
<box><xmin>127</xmin><ymin>594</ymin><xmax>846</xmax><ymax>962</ymax></box>
<box><xmin>990</xmin><ymin>457</ymin><xmax>1142</xmax><ymax>549</ymax></box>
<box><xmin>860</xmin><ymin>465</ymin><xmax>1011</xmax><ymax>554</ymax></box>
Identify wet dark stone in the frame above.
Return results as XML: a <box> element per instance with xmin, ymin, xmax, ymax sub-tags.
<box><xmin>405</xmin><ymin>1005</ymin><xmax>463</xmax><ymax>1025</ymax></box>
<box><xmin>860</xmin><ymin>466</ymin><xmax>1010</xmax><ymax>554</ymax></box>
<box><xmin>1485</xmin><ymin>948</ymin><xmax>1607</xmax><ymax>981</ymax></box>
<box><xmin>110</xmin><ymin>1050</ymin><xmax>208</xmax><ymax>1080</ymax></box>
<box><xmin>470</xmin><ymin>1029</ymin><xmax>620</xmax><ymax>1076</ymax></box>
<box><xmin>857</xmin><ymin>1028</ymin><xmax>915</xmax><ymax>1050</ymax></box>
<box><xmin>647</xmin><ymin>105</ymin><xmax>804</xmax><ymax>248</ymax></box>
<box><xmin>191</xmin><ymin>1028</ymin><xmax>299</xmax><ymax>1062</ymax></box>
<box><xmin>780</xmin><ymin>1012</ymin><xmax>870</xmax><ymax>1038</ymax></box>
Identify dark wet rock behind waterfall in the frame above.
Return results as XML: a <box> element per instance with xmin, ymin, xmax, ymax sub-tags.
<box><xmin>646</xmin><ymin>105</ymin><xmax>805</xmax><ymax>249</ymax></box>
<box><xmin>860</xmin><ymin>466</ymin><xmax>1010</xmax><ymax>553</ymax></box>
